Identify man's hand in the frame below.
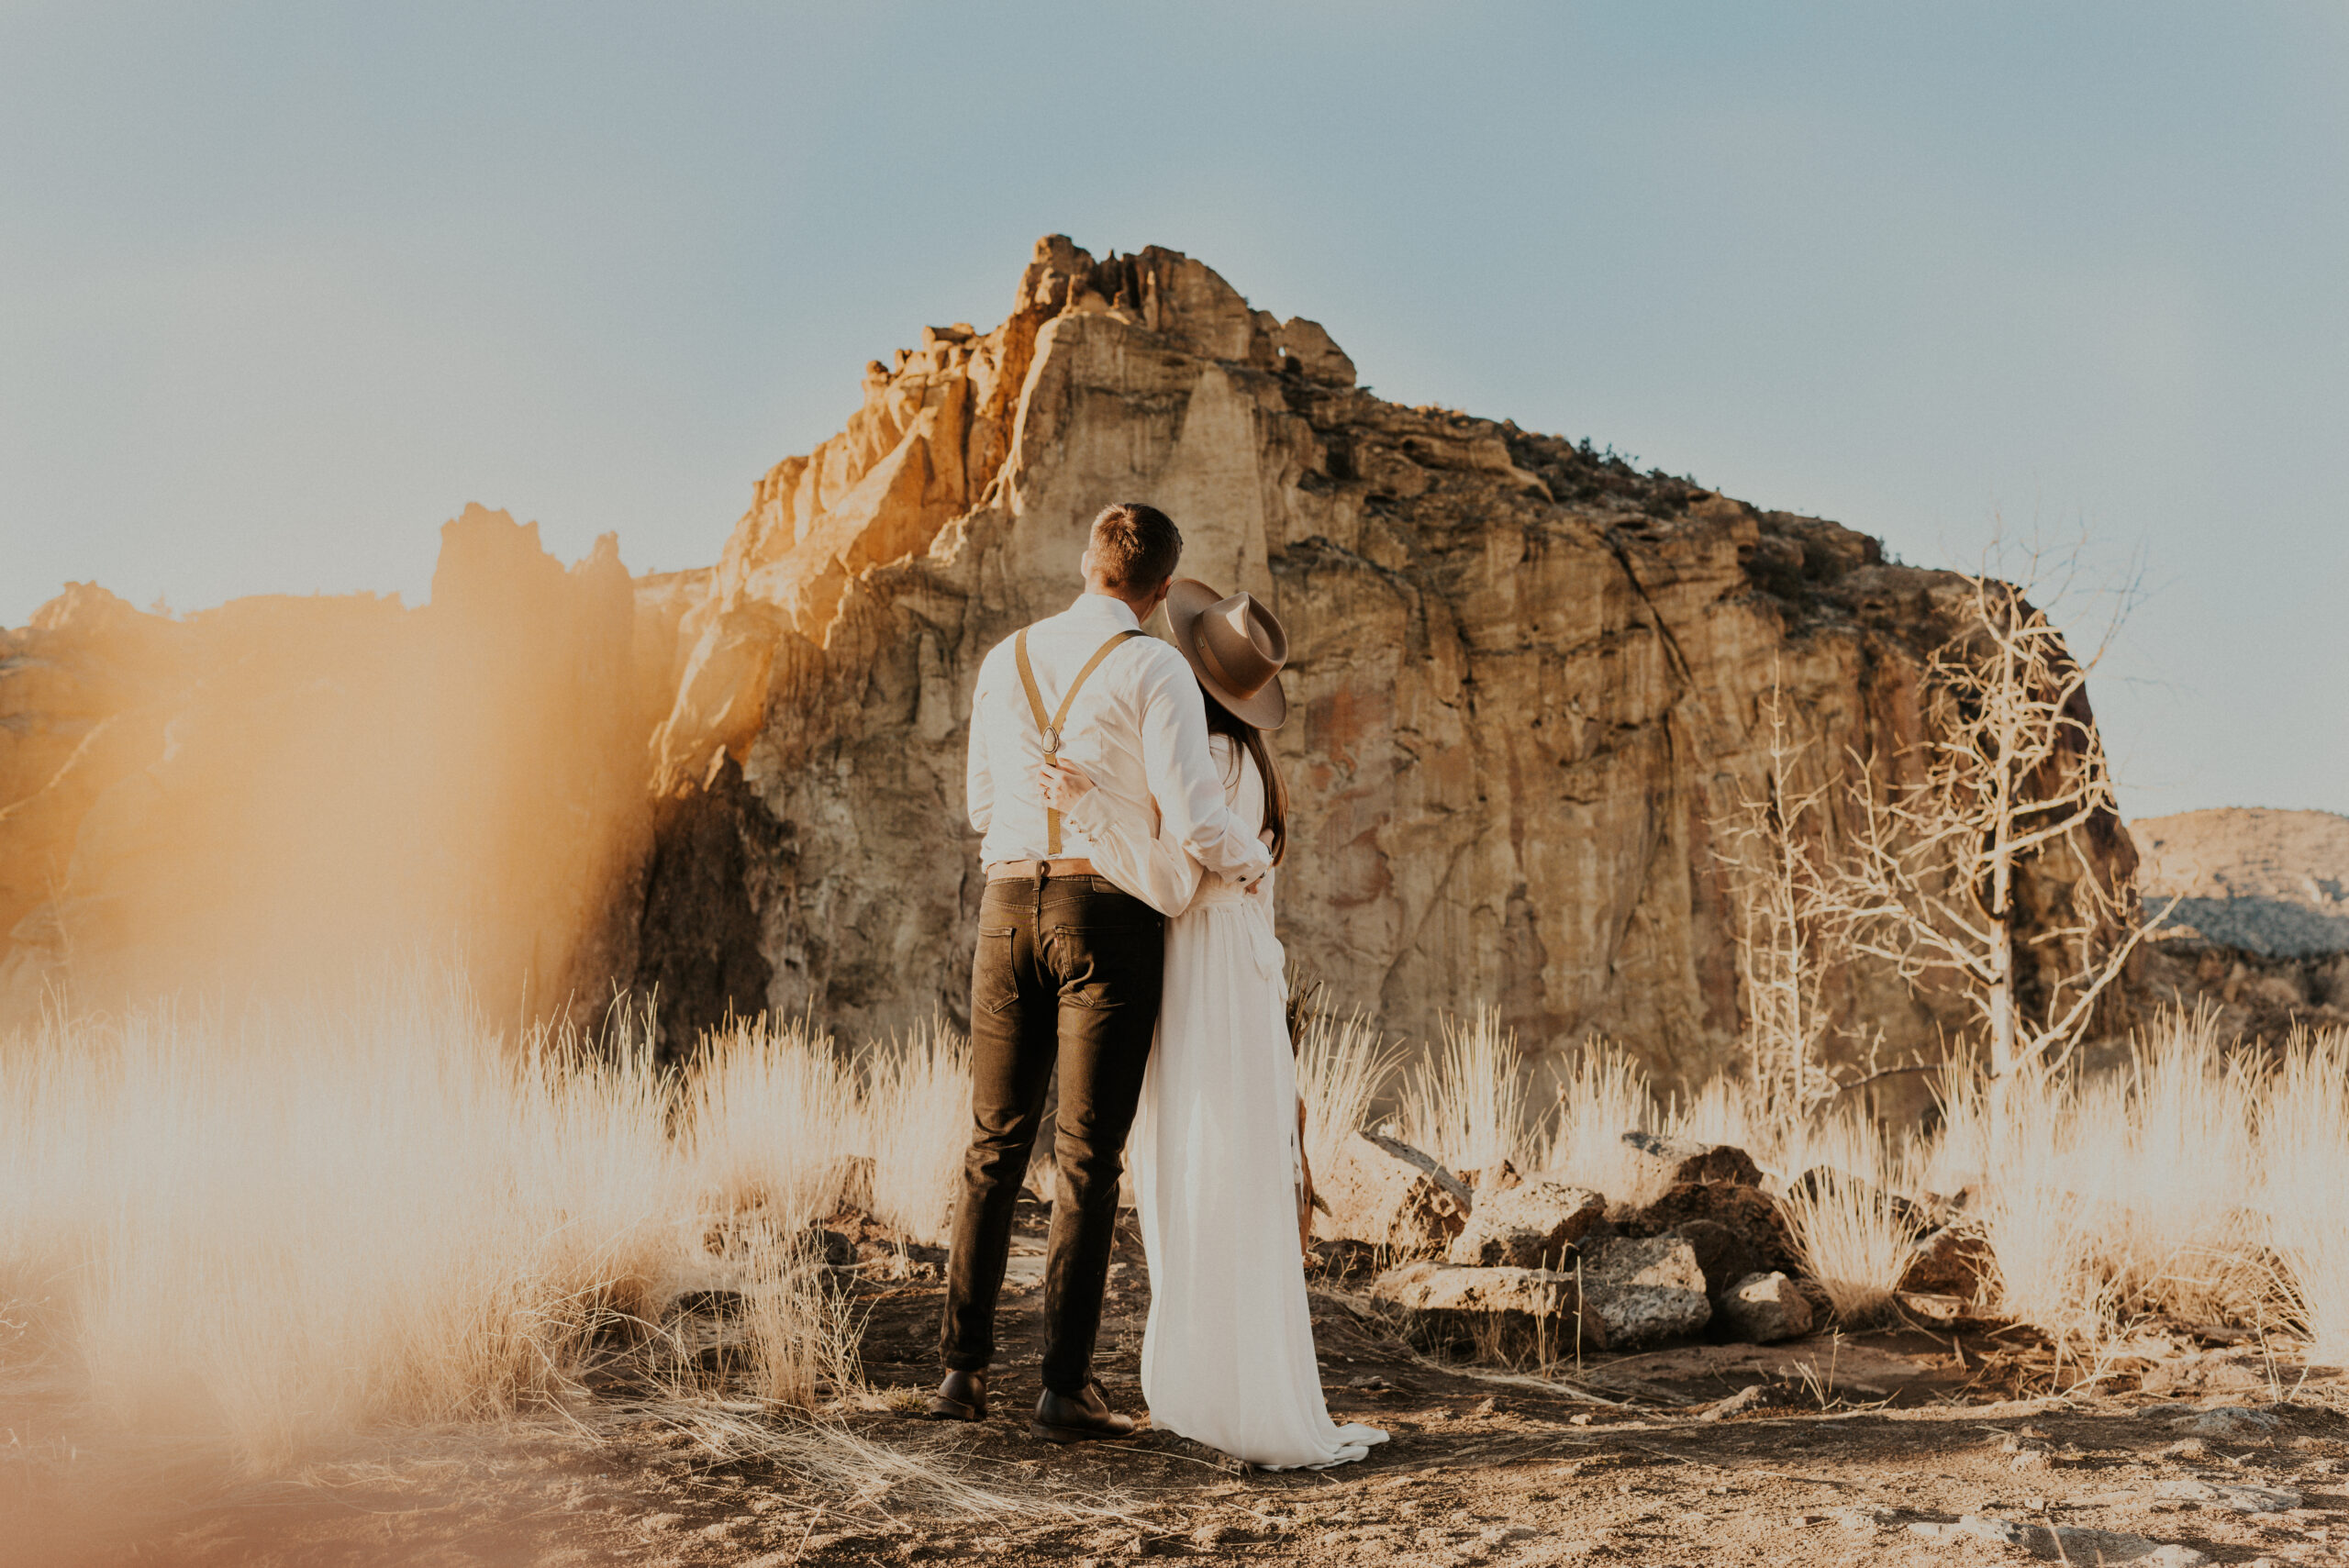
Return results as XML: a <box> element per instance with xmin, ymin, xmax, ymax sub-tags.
<box><xmin>1037</xmin><ymin>758</ymin><xmax>1097</xmax><ymax>811</ymax></box>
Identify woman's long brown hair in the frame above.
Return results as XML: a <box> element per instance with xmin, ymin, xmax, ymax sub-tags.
<box><xmin>1200</xmin><ymin>688</ymin><xmax>1287</xmax><ymax>865</ymax></box>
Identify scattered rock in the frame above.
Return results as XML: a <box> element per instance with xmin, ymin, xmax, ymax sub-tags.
<box><xmin>1620</xmin><ymin>1130</ymin><xmax>1763</xmax><ymax>1187</ymax></box>
<box><xmin>1897</xmin><ymin>1223</ymin><xmax>1996</xmax><ymax>1299</ymax></box>
<box><xmin>1955</xmin><ymin>1514</ymin><xmax>2029</xmax><ymax>1546</ymax></box>
<box><xmin>2140</xmin><ymin>1353</ymin><xmax>2273</xmax><ymax>1397</ymax></box>
<box><xmin>1444</xmin><ymin>1180</ymin><xmax>1607</xmax><ymax>1267</ymax></box>
<box><xmin>1910</xmin><ymin>1518</ymin><xmax>2207</xmax><ymax>1562</ymax></box>
<box><xmin>2155</xmin><ymin>1478</ymin><xmax>2301</xmax><ymax>1513</ymax></box>
<box><xmin>1579</xmin><ymin>1235</ymin><xmax>1711</xmax><ymax>1347</ymax></box>
<box><xmin>1718</xmin><ymin>1271</ymin><xmax>1814</xmax><ymax>1343</ymax></box>
<box><xmin>1836</xmin><ymin>1505</ymin><xmax>1895</xmax><ymax>1529</ymax></box>
<box><xmin>1315</xmin><ymin>1130</ymin><xmax>1472</xmax><ymax>1252</ymax></box>
<box><xmin>2175</xmin><ymin>1403</ymin><xmax>2284</xmax><ymax>1438</ymax></box>
<box><xmin>1669</xmin><ymin>1217</ymin><xmax>1764</xmax><ymax>1296</ymax></box>
<box><xmin>1620</xmin><ymin>1181</ymin><xmax>1800</xmax><ymax>1276</ymax></box>
<box><xmin>1369</xmin><ymin>1262</ymin><xmax>1608</xmax><ymax>1356</ymax></box>
<box><xmin>1698</xmin><ymin>1382</ymin><xmax>1806</xmax><ymax>1420</ymax></box>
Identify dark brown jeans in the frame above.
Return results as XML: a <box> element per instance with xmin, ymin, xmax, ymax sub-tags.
<box><xmin>940</xmin><ymin>873</ymin><xmax>1164</xmax><ymax>1395</ymax></box>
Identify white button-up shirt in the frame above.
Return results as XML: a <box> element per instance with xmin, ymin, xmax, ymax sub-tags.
<box><xmin>967</xmin><ymin>593</ymin><xmax>1273</xmax><ymax>913</ymax></box>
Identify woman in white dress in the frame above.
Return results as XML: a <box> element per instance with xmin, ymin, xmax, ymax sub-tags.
<box><xmin>1042</xmin><ymin>580</ymin><xmax>1386</xmax><ymax>1471</ymax></box>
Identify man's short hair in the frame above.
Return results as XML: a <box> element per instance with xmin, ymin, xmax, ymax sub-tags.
<box><xmin>1088</xmin><ymin>503</ymin><xmax>1183</xmax><ymax>591</ymax></box>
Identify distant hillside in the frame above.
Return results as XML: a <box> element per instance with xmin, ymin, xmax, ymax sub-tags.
<box><xmin>2132</xmin><ymin>807</ymin><xmax>2349</xmax><ymax>958</ymax></box>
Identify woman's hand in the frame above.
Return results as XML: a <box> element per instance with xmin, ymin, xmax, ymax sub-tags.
<box><xmin>1037</xmin><ymin>758</ymin><xmax>1097</xmax><ymax>811</ymax></box>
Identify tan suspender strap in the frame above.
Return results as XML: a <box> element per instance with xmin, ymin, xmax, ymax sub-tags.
<box><xmin>1015</xmin><ymin>627</ymin><xmax>1144</xmax><ymax>856</ymax></box>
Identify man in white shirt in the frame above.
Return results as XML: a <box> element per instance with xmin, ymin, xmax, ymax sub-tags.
<box><xmin>930</xmin><ymin>503</ymin><xmax>1274</xmax><ymax>1442</ymax></box>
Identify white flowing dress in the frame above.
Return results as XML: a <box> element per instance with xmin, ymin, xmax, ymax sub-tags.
<box><xmin>1064</xmin><ymin>736</ymin><xmax>1387</xmax><ymax>1470</ymax></box>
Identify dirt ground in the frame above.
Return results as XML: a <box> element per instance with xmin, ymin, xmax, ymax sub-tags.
<box><xmin>17</xmin><ymin>1196</ymin><xmax>2349</xmax><ymax>1567</ymax></box>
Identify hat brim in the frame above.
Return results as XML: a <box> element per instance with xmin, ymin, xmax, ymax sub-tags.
<box><xmin>1163</xmin><ymin>577</ymin><xmax>1289</xmax><ymax>731</ymax></box>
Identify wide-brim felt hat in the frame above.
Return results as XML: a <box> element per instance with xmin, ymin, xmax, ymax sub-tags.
<box><xmin>1163</xmin><ymin>578</ymin><xmax>1289</xmax><ymax>731</ymax></box>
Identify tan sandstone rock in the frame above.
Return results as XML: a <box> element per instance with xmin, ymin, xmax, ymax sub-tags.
<box><xmin>0</xmin><ymin>237</ymin><xmax>2143</xmax><ymax>1075</ymax></box>
<box><xmin>1443</xmin><ymin>1180</ymin><xmax>1606</xmax><ymax>1268</ymax></box>
<box><xmin>1312</xmin><ymin>1130</ymin><xmax>1472</xmax><ymax>1253</ymax></box>
<box><xmin>1370</xmin><ymin>1261</ymin><xmax>1609</xmax><ymax>1357</ymax></box>
<box><xmin>609</xmin><ymin>234</ymin><xmax>2138</xmax><ymax>1075</ymax></box>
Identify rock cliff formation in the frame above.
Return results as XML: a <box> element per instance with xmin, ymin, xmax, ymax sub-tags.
<box><xmin>0</xmin><ymin>239</ymin><xmax>2142</xmax><ymax>1086</ymax></box>
<box><xmin>622</xmin><ymin>236</ymin><xmax>2138</xmax><ymax>1084</ymax></box>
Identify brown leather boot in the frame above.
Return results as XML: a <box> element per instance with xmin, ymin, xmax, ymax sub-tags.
<box><xmin>1030</xmin><ymin>1377</ymin><xmax>1137</xmax><ymax>1443</ymax></box>
<box><xmin>922</xmin><ymin>1369</ymin><xmax>986</xmax><ymax>1421</ymax></box>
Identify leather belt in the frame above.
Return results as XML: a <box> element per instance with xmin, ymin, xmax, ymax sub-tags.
<box><xmin>986</xmin><ymin>857</ymin><xmax>1099</xmax><ymax>882</ymax></box>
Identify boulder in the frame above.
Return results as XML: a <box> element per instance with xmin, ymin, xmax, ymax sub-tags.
<box><xmin>587</xmin><ymin>235</ymin><xmax>2140</xmax><ymax>1071</ymax></box>
<box><xmin>1370</xmin><ymin>1262</ymin><xmax>1608</xmax><ymax>1358</ymax></box>
<box><xmin>1579</xmin><ymin>1234</ymin><xmax>1711</xmax><ymax>1347</ymax></box>
<box><xmin>1668</xmin><ymin>1217</ymin><xmax>1763</xmax><ymax>1296</ymax></box>
<box><xmin>1620</xmin><ymin>1130</ymin><xmax>1763</xmax><ymax>1187</ymax></box>
<box><xmin>1897</xmin><ymin>1223</ymin><xmax>1996</xmax><ymax>1299</ymax></box>
<box><xmin>1621</xmin><ymin>1182</ymin><xmax>1800</xmax><ymax>1276</ymax></box>
<box><xmin>1717</xmin><ymin>1271</ymin><xmax>1814</xmax><ymax>1343</ymax></box>
<box><xmin>1444</xmin><ymin>1180</ymin><xmax>1606</xmax><ymax>1268</ymax></box>
<box><xmin>1312</xmin><ymin>1129</ymin><xmax>1471</xmax><ymax>1253</ymax></box>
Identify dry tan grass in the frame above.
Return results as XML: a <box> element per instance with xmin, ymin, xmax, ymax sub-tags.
<box><xmin>0</xmin><ymin>979</ymin><xmax>683</xmax><ymax>1473</ymax></box>
<box><xmin>1534</xmin><ymin>1041</ymin><xmax>1665</xmax><ymax>1202</ymax></box>
<box><xmin>0</xmin><ymin>982</ymin><xmax>972</xmax><ymax>1482</ymax></box>
<box><xmin>8</xmin><ymin>962</ymin><xmax>2343</xmax><ymax>1513</ymax></box>
<box><xmin>685</xmin><ymin>1012</ymin><xmax>869</xmax><ymax>1229</ymax></box>
<box><xmin>858</xmin><ymin>1018</ymin><xmax>973</xmax><ymax>1248</ymax></box>
<box><xmin>1777</xmin><ymin>1164</ymin><xmax>1909</xmax><ymax>1327</ymax></box>
<box><xmin>1400</xmin><ymin>1005</ymin><xmax>1533</xmax><ymax>1173</ymax></box>
<box><xmin>739</xmin><ymin>1237</ymin><xmax>871</xmax><ymax>1410</ymax></box>
<box><xmin>2260</xmin><ymin>1026</ymin><xmax>2349</xmax><ymax>1362</ymax></box>
<box><xmin>1296</xmin><ymin>1003</ymin><xmax>1401</xmax><ymax>1184</ymax></box>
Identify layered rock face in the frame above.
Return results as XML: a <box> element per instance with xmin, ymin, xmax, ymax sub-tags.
<box><xmin>1</xmin><ymin>238</ymin><xmax>2140</xmax><ymax>1079</ymax></box>
<box><xmin>0</xmin><ymin>506</ymin><xmax>650</xmax><ymax>1023</ymax></box>
<box><xmin>629</xmin><ymin>236</ymin><xmax>2136</xmax><ymax>1081</ymax></box>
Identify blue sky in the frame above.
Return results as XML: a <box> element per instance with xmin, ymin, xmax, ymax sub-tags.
<box><xmin>3</xmin><ymin>2</ymin><xmax>2342</xmax><ymax>819</ymax></box>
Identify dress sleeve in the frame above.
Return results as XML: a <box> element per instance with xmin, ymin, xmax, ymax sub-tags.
<box><xmin>1138</xmin><ymin>651</ymin><xmax>1275</xmax><ymax>884</ymax></box>
<box><xmin>1061</xmin><ymin>783</ymin><xmax>1202</xmax><ymax>917</ymax></box>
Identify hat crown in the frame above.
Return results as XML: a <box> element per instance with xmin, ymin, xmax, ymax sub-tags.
<box><xmin>1196</xmin><ymin>593</ymin><xmax>1286</xmax><ymax>698</ymax></box>
<box><xmin>1163</xmin><ymin>576</ymin><xmax>1290</xmax><ymax>730</ymax></box>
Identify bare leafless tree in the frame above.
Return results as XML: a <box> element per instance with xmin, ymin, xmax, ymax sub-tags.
<box><xmin>1716</xmin><ymin>669</ymin><xmax>1843</xmax><ymax>1120</ymax></box>
<box><xmin>1832</xmin><ymin>539</ymin><xmax>2165</xmax><ymax>1095</ymax></box>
